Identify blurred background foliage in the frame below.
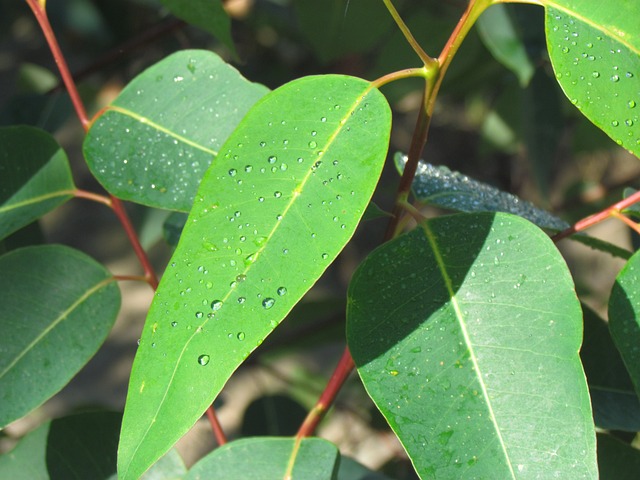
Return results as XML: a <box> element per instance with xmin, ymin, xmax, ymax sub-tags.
<box><xmin>1</xmin><ymin>0</ymin><xmax>638</xmax><ymax>476</ymax></box>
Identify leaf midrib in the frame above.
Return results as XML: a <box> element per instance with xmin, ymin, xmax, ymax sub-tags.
<box><xmin>420</xmin><ymin>220</ymin><xmax>517</xmax><ymax>478</ymax></box>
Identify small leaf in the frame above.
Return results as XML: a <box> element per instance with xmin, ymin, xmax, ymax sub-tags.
<box><xmin>118</xmin><ymin>74</ymin><xmax>391</xmax><ymax>479</ymax></box>
<box><xmin>159</xmin><ymin>0</ymin><xmax>236</xmax><ymax>55</ymax></box>
<box><xmin>609</xmin><ymin>250</ymin><xmax>640</xmax><ymax>397</ymax></box>
<box><xmin>84</xmin><ymin>50</ymin><xmax>268</xmax><ymax>211</ymax></box>
<box><xmin>581</xmin><ymin>305</ymin><xmax>640</xmax><ymax>431</ymax></box>
<box><xmin>347</xmin><ymin>212</ymin><xmax>597</xmax><ymax>478</ymax></box>
<box><xmin>185</xmin><ymin>437</ymin><xmax>339</xmax><ymax>480</ymax></box>
<box><xmin>0</xmin><ymin>126</ymin><xmax>74</xmax><ymax>241</ymax></box>
<box><xmin>395</xmin><ymin>153</ymin><xmax>569</xmax><ymax>231</ymax></box>
<box><xmin>0</xmin><ymin>422</ymin><xmax>49</xmax><ymax>479</ymax></box>
<box><xmin>0</xmin><ymin>245</ymin><xmax>121</xmax><ymax>427</ymax></box>
<box><xmin>543</xmin><ymin>0</ymin><xmax>640</xmax><ymax>155</ymax></box>
<box><xmin>477</xmin><ymin>4</ymin><xmax>535</xmax><ymax>86</ymax></box>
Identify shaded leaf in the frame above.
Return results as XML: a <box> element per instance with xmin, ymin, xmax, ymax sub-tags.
<box><xmin>0</xmin><ymin>126</ymin><xmax>74</xmax><ymax>241</ymax></box>
<box><xmin>347</xmin><ymin>212</ymin><xmax>596</xmax><ymax>478</ymax></box>
<box><xmin>477</xmin><ymin>4</ymin><xmax>535</xmax><ymax>86</ymax></box>
<box><xmin>596</xmin><ymin>433</ymin><xmax>640</xmax><ymax>480</ymax></box>
<box><xmin>609</xmin><ymin>250</ymin><xmax>640</xmax><ymax>397</ymax></box>
<box><xmin>337</xmin><ymin>456</ymin><xmax>394</xmax><ymax>480</ymax></box>
<box><xmin>0</xmin><ymin>422</ymin><xmax>49</xmax><ymax>480</ymax></box>
<box><xmin>0</xmin><ymin>245</ymin><xmax>121</xmax><ymax>427</ymax></box>
<box><xmin>240</xmin><ymin>394</ymin><xmax>308</xmax><ymax>437</ymax></box>
<box><xmin>118</xmin><ymin>74</ymin><xmax>391</xmax><ymax>479</ymax></box>
<box><xmin>544</xmin><ymin>0</ymin><xmax>640</xmax><ymax>155</ymax></box>
<box><xmin>581</xmin><ymin>305</ymin><xmax>640</xmax><ymax>431</ymax></box>
<box><xmin>185</xmin><ymin>437</ymin><xmax>339</xmax><ymax>480</ymax></box>
<box><xmin>84</xmin><ymin>50</ymin><xmax>268</xmax><ymax>211</ymax></box>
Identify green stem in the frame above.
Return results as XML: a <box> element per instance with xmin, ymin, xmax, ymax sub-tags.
<box><xmin>382</xmin><ymin>0</ymin><xmax>437</xmax><ymax>68</ymax></box>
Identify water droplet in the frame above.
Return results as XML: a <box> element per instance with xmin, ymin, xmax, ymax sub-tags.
<box><xmin>626</xmin><ymin>119</ymin><xmax>635</xmax><ymax>126</ymax></box>
<box><xmin>195</xmin><ymin>311</ymin><xmax>204</xmax><ymax>318</ymax></box>
<box><xmin>321</xmin><ymin>253</ymin><xmax>328</xmax><ymax>259</ymax></box>
<box><xmin>321</xmin><ymin>117</ymin><xmax>327</xmax><ymax>122</ymax></box>
<box><xmin>308</xmin><ymin>141</ymin><xmax>317</xmax><ymax>148</ymax></box>
<box><xmin>629</xmin><ymin>100</ymin><xmax>637</xmax><ymax>108</ymax></box>
<box><xmin>277</xmin><ymin>286</ymin><xmax>287</xmax><ymax>296</ymax></box>
<box><xmin>211</xmin><ymin>300</ymin><xmax>223</xmax><ymax>311</ymax></box>
<box><xmin>198</xmin><ymin>354</ymin><xmax>210</xmax><ymax>366</ymax></box>
<box><xmin>274</xmin><ymin>191</ymin><xmax>282</xmax><ymax>198</ymax></box>
<box><xmin>611</xmin><ymin>74</ymin><xmax>620</xmax><ymax>82</ymax></box>
<box><xmin>262</xmin><ymin>297</ymin><xmax>275</xmax><ymax>309</ymax></box>
<box><xmin>592</xmin><ymin>71</ymin><xmax>600</xmax><ymax>78</ymax></box>
<box><xmin>612</xmin><ymin>120</ymin><xmax>620</xmax><ymax>127</ymax></box>
<box><xmin>238</xmin><ymin>297</ymin><xmax>246</xmax><ymax>304</ymax></box>
<box><xmin>268</xmin><ymin>155</ymin><xmax>277</xmax><ymax>164</ymax></box>
<box><xmin>237</xmin><ymin>332</ymin><xmax>246</xmax><ymax>341</ymax></box>
<box><xmin>171</xmin><ymin>321</ymin><xmax>178</xmax><ymax>327</ymax></box>
<box><xmin>245</xmin><ymin>165</ymin><xmax>253</xmax><ymax>173</ymax></box>
<box><xmin>228</xmin><ymin>168</ymin><xmax>237</xmax><ymax>177</ymax></box>
<box><xmin>173</xmin><ymin>75</ymin><xmax>184</xmax><ymax>82</ymax></box>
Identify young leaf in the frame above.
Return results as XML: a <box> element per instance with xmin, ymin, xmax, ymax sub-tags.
<box><xmin>608</xmin><ymin>250</ymin><xmax>640</xmax><ymax>397</ymax></box>
<box><xmin>347</xmin><ymin>212</ymin><xmax>596</xmax><ymax>478</ymax></box>
<box><xmin>84</xmin><ymin>50</ymin><xmax>268</xmax><ymax>212</ymax></box>
<box><xmin>185</xmin><ymin>437</ymin><xmax>339</xmax><ymax>479</ymax></box>
<box><xmin>159</xmin><ymin>1</ymin><xmax>236</xmax><ymax>56</ymax></box>
<box><xmin>0</xmin><ymin>126</ymin><xmax>74</xmax><ymax>241</ymax></box>
<box><xmin>543</xmin><ymin>0</ymin><xmax>640</xmax><ymax>155</ymax></box>
<box><xmin>477</xmin><ymin>4</ymin><xmax>535</xmax><ymax>87</ymax></box>
<box><xmin>0</xmin><ymin>246</ymin><xmax>121</xmax><ymax>427</ymax></box>
<box><xmin>118</xmin><ymin>74</ymin><xmax>391</xmax><ymax>479</ymax></box>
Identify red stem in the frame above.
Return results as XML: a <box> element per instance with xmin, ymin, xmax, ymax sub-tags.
<box><xmin>296</xmin><ymin>347</ymin><xmax>355</xmax><ymax>438</ymax></box>
<box><xmin>553</xmin><ymin>190</ymin><xmax>640</xmax><ymax>242</ymax></box>
<box><xmin>206</xmin><ymin>406</ymin><xmax>228</xmax><ymax>446</ymax></box>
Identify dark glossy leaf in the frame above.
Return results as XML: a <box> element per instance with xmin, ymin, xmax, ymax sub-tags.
<box><xmin>185</xmin><ymin>437</ymin><xmax>339</xmax><ymax>480</ymax></box>
<box><xmin>337</xmin><ymin>456</ymin><xmax>394</xmax><ymax>480</ymax></box>
<box><xmin>348</xmin><ymin>212</ymin><xmax>596</xmax><ymax>478</ymax></box>
<box><xmin>0</xmin><ymin>126</ymin><xmax>74</xmax><ymax>241</ymax></box>
<box><xmin>581</xmin><ymin>305</ymin><xmax>640</xmax><ymax>431</ymax></box>
<box><xmin>84</xmin><ymin>50</ymin><xmax>268</xmax><ymax>211</ymax></box>
<box><xmin>0</xmin><ymin>246</ymin><xmax>121</xmax><ymax>427</ymax></box>
<box><xmin>240</xmin><ymin>394</ymin><xmax>308</xmax><ymax>437</ymax></box>
<box><xmin>118</xmin><ymin>74</ymin><xmax>391</xmax><ymax>479</ymax></box>
<box><xmin>597</xmin><ymin>433</ymin><xmax>640</xmax><ymax>480</ymax></box>
<box><xmin>544</xmin><ymin>0</ymin><xmax>640</xmax><ymax>155</ymax></box>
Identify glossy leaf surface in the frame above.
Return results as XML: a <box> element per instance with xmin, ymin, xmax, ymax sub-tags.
<box><xmin>118</xmin><ymin>74</ymin><xmax>391</xmax><ymax>479</ymax></box>
<box><xmin>185</xmin><ymin>437</ymin><xmax>339</xmax><ymax>479</ymax></box>
<box><xmin>84</xmin><ymin>50</ymin><xmax>268</xmax><ymax>211</ymax></box>
<box><xmin>0</xmin><ymin>246</ymin><xmax>121</xmax><ymax>427</ymax></box>
<box><xmin>609</xmin><ymin>250</ymin><xmax>640</xmax><ymax>396</ymax></box>
<box><xmin>347</xmin><ymin>212</ymin><xmax>596</xmax><ymax>478</ymax></box>
<box><xmin>544</xmin><ymin>0</ymin><xmax>640</xmax><ymax>155</ymax></box>
<box><xmin>596</xmin><ymin>433</ymin><xmax>640</xmax><ymax>480</ymax></box>
<box><xmin>0</xmin><ymin>126</ymin><xmax>74</xmax><ymax>241</ymax></box>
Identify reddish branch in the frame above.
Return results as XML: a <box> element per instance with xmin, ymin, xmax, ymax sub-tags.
<box><xmin>206</xmin><ymin>405</ymin><xmax>228</xmax><ymax>445</ymax></box>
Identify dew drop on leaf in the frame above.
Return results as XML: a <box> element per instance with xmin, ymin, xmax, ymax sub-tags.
<box><xmin>198</xmin><ymin>354</ymin><xmax>210</xmax><ymax>366</ymax></box>
<box><xmin>195</xmin><ymin>311</ymin><xmax>203</xmax><ymax>318</ymax></box>
<box><xmin>277</xmin><ymin>287</ymin><xmax>287</xmax><ymax>296</ymax></box>
<box><xmin>237</xmin><ymin>332</ymin><xmax>246</xmax><ymax>341</ymax></box>
<box><xmin>211</xmin><ymin>300</ymin><xmax>223</xmax><ymax>311</ymax></box>
<box><xmin>262</xmin><ymin>298</ymin><xmax>275</xmax><ymax>309</ymax></box>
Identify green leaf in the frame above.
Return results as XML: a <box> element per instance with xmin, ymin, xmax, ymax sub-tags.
<box><xmin>347</xmin><ymin>212</ymin><xmax>596</xmax><ymax>478</ymax></box>
<box><xmin>395</xmin><ymin>153</ymin><xmax>570</xmax><ymax>231</ymax></box>
<box><xmin>0</xmin><ymin>422</ymin><xmax>49</xmax><ymax>479</ymax></box>
<box><xmin>609</xmin><ymin>250</ymin><xmax>640</xmax><ymax>397</ymax></box>
<box><xmin>159</xmin><ymin>0</ymin><xmax>236</xmax><ymax>55</ymax></box>
<box><xmin>0</xmin><ymin>245</ymin><xmax>121</xmax><ymax>427</ymax></box>
<box><xmin>185</xmin><ymin>437</ymin><xmax>339</xmax><ymax>479</ymax></box>
<box><xmin>337</xmin><ymin>457</ymin><xmax>394</xmax><ymax>480</ymax></box>
<box><xmin>477</xmin><ymin>4</ymin><xmax>535</xmax><ymax>86</ymax></box>
<box><xmin>84</xmin><ymin>50</ymin><xmax>268</xmax><ymax>212</ymax></box>
<box><xmin>0</xmin><ymin>126</ymin><xmax>74</xmax><ymax>241</ymax></box>
<box><xmin>543</xmin><ymin>0</ymin><xmax>640</xmax><ymax>155</ymax></box>
<box><xmin>596</xmin><ymin>433</ymin><xmax>640</xmax><ymax>480</ymax></box>
<box><xmin>118</xmin><ymin>74</ymin><xmax>391</xmax><ymax>479</ymax></box>
<box><xmin>581</xmin><ymin>305</ymin><xmax>640</xmax><ymax>431</ymax></box>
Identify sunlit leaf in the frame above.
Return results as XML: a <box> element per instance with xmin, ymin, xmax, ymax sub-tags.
<box><xmin>0</xmin><ymin>126</ymin><xmax>74</xmax><ymax>241</ymax></box>
<box><xmin>347</xmin><ymin>212</ymin><xmax>596</xmax><ymax>478</ymax></box>
<box><xmin>84</xmin><ymin>50</ymin><xmax>268</xmax><ymax>211</ymax></box>
<box><xmin>118</xmin><ymin>74</ymin><xmax>391</xmax><ymax>479</ymax></box>
<box><xmin>543</xmin><ymin>0</ymin><xmax>640</xmax><ymax>155</ymax></box>
<box><xmin>0</xmin><ymin>246</ymin><xmax>121</xmax><ymax>427</ymax></box>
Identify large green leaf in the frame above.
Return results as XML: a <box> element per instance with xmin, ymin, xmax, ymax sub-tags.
<box><xmin>0</xmin><ymin>126</ymin><xmax>74</xmax><ymax>241</ymax></box>
<box><xmin>159</xmin><ymin>0</ymin><xmax>235</xmax><ymax>55</ymax></box>
<box><xmin>0</xmin><ymin>245</ymin><xmax>121</xmax><ymax>427</ymax></box>
<box><xmin>608</xmin><ymin>250</ymin><xmax>640</xmax><ymax>397</ymax></box>
<box><xmin>347</xmin><ymin>212</ymin><xmax>596</xmax><ymax>478</ymax></box>
<box><xmin>84</xmin><ymin>50</ymin><xmax>268</xmax><ymax>211</ymax></box>
<box><xmin>543</xmin><ymin>0</ymin><xmax>640</xmax><ymax>155</ymax></box>
<box><xmin>118</xmin><ymin>74</ymin><xmax>391</xmax><ymax>479</ymax></box>
<box><xmin>185</xmin><ymin>437</ymin><xmax>339</xmax><ymax>479</ymax></box>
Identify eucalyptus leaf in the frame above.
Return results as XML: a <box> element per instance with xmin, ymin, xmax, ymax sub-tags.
<box><xmin>0</xmin><ymin>246</ymin><xmax>121</xmax><ymax>427</ymax></box>
<box><xmin>0</xmin><ymin>126</ymin><xmax>74</xmax><ymax>241</ymax></box>
<box><xmin>347</xmin><ymin>212</ymin><xmax>596</xmax><ymax>478</ymax></box>
<box><xmin>118</xmin><ymin>74</ymin><xmax>391</xmax><ymax>479</ymax></box>
<box><xmin>84</xmin><ymin>50</ymin><xmax>268</xmax><ymax>211</ymax></box>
